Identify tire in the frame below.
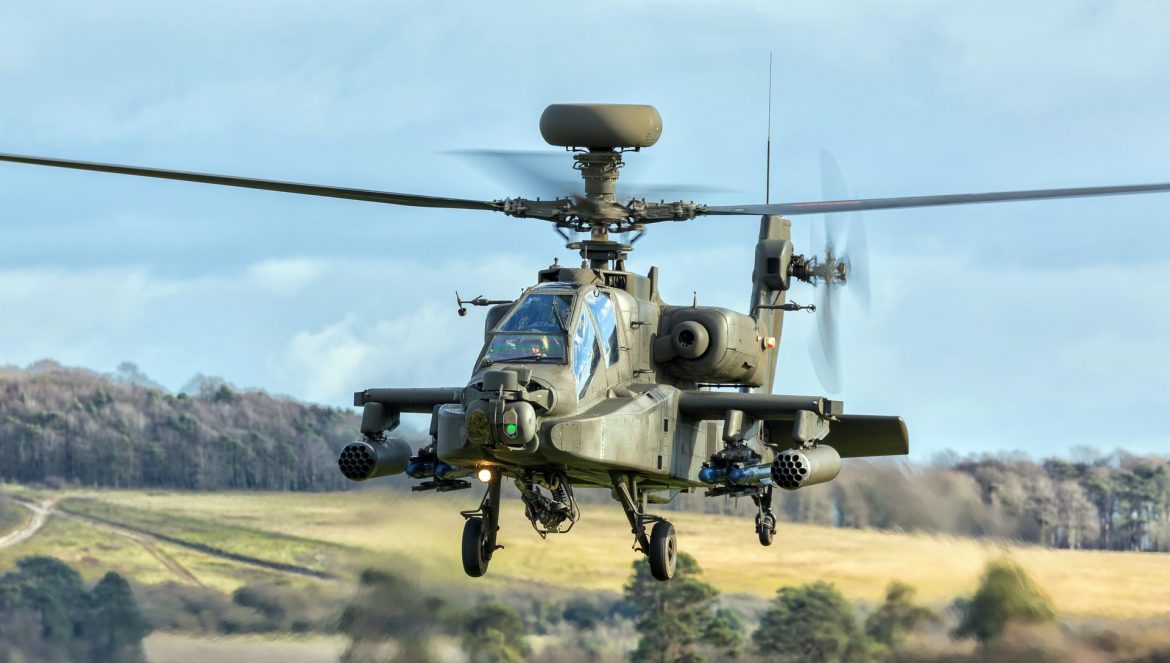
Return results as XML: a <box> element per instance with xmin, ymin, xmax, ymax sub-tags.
<box><xmin>648</xmin><ymin>520</ymin><xmax>677</xmax><ymax>581</ymax></box>
<box><xmin>462</xmin><ymin>517</ymin><xmax>490</xmax><ymax>578</ymax></box>
<box><xmin>757</xmin><ymin>513</ymin><xmax>775</xmax><ymax>547</ymax></box>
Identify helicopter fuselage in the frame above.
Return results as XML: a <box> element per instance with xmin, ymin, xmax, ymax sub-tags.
<box><xmin>434</xmin><ymin>265</ymin><xmax>774</xmax><ymax>492</ymax></box>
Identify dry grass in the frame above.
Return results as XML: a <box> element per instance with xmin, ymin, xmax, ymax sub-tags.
<box><xmin>5</xmin><ymin>486</ymin><xmax>1170</xmax><ymax>618</ymax></box>
<box><xmin>0</xmin><ymin>496</ymin><xmax>30</xmax><ymax>537</ymax></box>
<box><xmin>143</xmin><ymin>633</ymin><xmax>345</xmax><ymax>663</ymax></box>
<box><xmin>0</xmin><ymin>511</ymin><xmax>176</xmax><ymax>584</ymax></box>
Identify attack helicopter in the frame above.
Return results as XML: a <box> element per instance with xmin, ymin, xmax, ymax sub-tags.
<box><xmin>3</xmin><ymin>103</ymin><xmax>1170</xmax><ymax>581</ymax></box>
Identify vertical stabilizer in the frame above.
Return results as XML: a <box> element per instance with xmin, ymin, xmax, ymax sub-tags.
<box><xmin>751</xmin><ymin>215</ymin><xmax>792</xmax><ymax>393</ymax></box>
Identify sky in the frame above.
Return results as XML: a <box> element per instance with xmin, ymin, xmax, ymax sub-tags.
<box><xmin>1</xmin><ymin>1</ymin><xmax>1168</xmax><ymax>459</ymax></box>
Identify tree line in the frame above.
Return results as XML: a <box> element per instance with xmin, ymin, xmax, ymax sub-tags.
<box><xmin>3</xmin><ymin>361</ymin><xmax>1169</xmax><ymax>553</ymax></box>
<box><xmin>660</xmin><ymin>449</ymin><xmax>1170</xmax><ymax>553</ymax></box>
<box><xmin>340</xmin><ymin>552</ymin><xmax>1169</xmax><ymax>662</ymax></box>
<box><xmin>0</xmin><ymin>557</ymin><xmax>150</xmax><ymax>663</ymax></box>
<box><xmin>0</xmin><ymin>362</ymin><xmax>357</xmax><ymax>491</ymax></box>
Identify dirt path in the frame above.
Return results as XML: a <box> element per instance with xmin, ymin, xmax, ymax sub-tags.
<box><xmin>0</xmin><ymin>497</ymin><xmax>57</xmax><ymax>550</ymax></box>
<box><xmin>85</xmin><ymin>519</ymin><xmax>205</xmax><ymax>587</ymax></box>
<box><xmin>1</xmin><ymin>496</ymin><xmax>204</xmax><ymax>586</ymax></box>
<box><xmin>2</xmin><ymin>495</ymin><xmax>333</xmax><ymax>583</ymax></box>
<box><xmin>59</xmin><ymin>506</ymin><xmax>335</xmax><ymax>580</ymax></box>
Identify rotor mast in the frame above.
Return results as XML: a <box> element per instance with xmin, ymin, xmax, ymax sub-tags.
<box><xmin>571</xmin><ymin>149</ymin><xmax>633</xmax><ymax>268</ymax></box>
<box><xmin>539</xmin><ymin>104</ymin><xmax>664</xmax><ymax>269</ymax></box>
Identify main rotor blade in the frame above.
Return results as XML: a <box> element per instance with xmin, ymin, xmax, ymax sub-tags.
<box><xmin>819</xmin><ymin>149</ymin><xmax>848</xmax><ymax>249</ymax></box>
<box><xmin>0</xmin><ymin>152</ymin><xmax>501</xmax><ymax>211</ymax></box>
<box><xmin>703</xmin><ymin>181</ymin><xmax>1170</xmax><ymax>216</ymax></box>
<box><xmin>450</xmin><ymin>148</ymin><xmax>735</xmax><ymax>201</ymax></box>
<box><xmin>449</xmin><ymin>149</ymin><xmax>579</xmax><ymax>198</ymax></box>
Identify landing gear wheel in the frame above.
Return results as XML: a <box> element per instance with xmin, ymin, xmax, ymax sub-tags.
<box><xmin>648</xmin><ymin>520</ymin><xmax>677</xmax><ymax>581</ymax></box>
<box><xmin>757</xmin><ymin>513</ymin><xmax>776</xmax><ymax>546</ymax></box>
<box><xmin>462</xmin><ymin>516</ymin><xmax>490</xmax><ymax>577</ymax></box>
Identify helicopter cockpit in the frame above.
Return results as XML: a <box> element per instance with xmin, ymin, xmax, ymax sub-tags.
<box><xmin>481</xmin><ymin>284</ymin><xmax>622</xmax><ymax>400</ymax></box>
<box><xmin>482</xmin><ymin>291</ymin><xmax>572</xmax><ymax>363</ymax></box>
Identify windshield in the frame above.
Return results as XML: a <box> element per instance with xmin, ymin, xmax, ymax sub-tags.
<box><xmin>585</xmin><ymin>290</ymin><xmax>619</xmax><ymax>365</ymax></box>
<box><xmin>497</xmin><ymin>294</ymin><xmax>572</xmax><ymax>333</ymax></box>
<box><xmin>572</xmin><ymin>305</ymin><xmax>601</xmax><ymax>398</ymax></box>
<box><xmin>484</xmin><ymin>333</ymin><xmax>566</xmax><ymax>363</ymax></box>
<box><xmin>483</xmin><ymin>293</ymin><xmax>573</xmax><ymax>364</ymax></box>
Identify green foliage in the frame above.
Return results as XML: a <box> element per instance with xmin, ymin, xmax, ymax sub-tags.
<box><xmin>462</xmin><ymin>600</ymin><xmax>531</xmax><ymax>663</ymax></box>
<box><xmin>231</xmin><ymin>584</ymin><xmax>287</xmax><ymax>624</ymax></box>
<box><xmin>0</xmin><ymin>498</ymin><xmax>20</xmax><ymax>537</ymax></box>
<box><xmin>623</xmin><ymin>552</ymin><xmax>719</xmax><ymax>663</ymax></box>
<box><xmin>562</xmin><ymin>596</ymin><xmax>605</xmax><ymax>631</ymax></box>
<box><xmin>864</xmin><ymin>581</ymin><xmax>937</xmax><ymax>648</ymax></box>
<box><xmin>701</xmin><ymin>606</ymin><xmax>746</xmax><ymax>659</ymax></box>
<box><xmin>753</xmin><ymin>581</ymin><xmax>868</xmax><ymax>663</ymax></box>
<box><xmin>339</xmin><ymin>568</ymin><xmax>447</xmax><ymax>663</ymax></box>
<box><xmin>134</xmin><ymin>580</ymin><xmax>340</xmax><ymax>635</ymax></box>
<box><xmin>90</xmin><ymin>572</ymin><xmax>150</xmax><ymax>663</ymax></box>
<box><xmin>953</xmin><ymin>559</ymin><xmax>1056</xmax><ymax>643</ymax></box>
<box><xmin>0</xmin><ymin>556</ymin><xmax>150</xmax><ymax>663</ymax></box>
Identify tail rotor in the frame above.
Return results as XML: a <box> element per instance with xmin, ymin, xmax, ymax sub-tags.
<box><xmin>805</xmin><ymin>150</ymin><xmax>871</xmax><ymax>394</ymax></box>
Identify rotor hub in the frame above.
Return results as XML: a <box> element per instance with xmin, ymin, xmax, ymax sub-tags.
<box><xmin>573</xmin><ymin>150</ymin><xmax>624</xmax><ymax>203</ymax></box>
<box><xmin>567</xmin><ymin>239</ymin><xmax>633</xmax><ymax>267</ymax></box>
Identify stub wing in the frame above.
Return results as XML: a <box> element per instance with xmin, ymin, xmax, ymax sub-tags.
<box><xmin>822</xmin><ymin>415</ymin><xmax>908</xmax><ymax>458</ymax></box>
<box><xmin>676</xmin><ymin>391</ymin><xmax>908</xmax><ymax>459</ymax></box>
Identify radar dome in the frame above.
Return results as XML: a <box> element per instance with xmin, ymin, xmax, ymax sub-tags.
<box><xmin>539</xmin><ymin>104</ymin><xmax>663</xmax><ymax>150</ymax></box>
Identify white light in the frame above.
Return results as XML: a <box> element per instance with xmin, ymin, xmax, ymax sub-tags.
<box><xmin>477</xmin><ymin>468</ymin><xmax>493</xmax><ymax>483</ymax></box>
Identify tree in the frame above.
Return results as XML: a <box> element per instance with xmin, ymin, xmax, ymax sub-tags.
<box><xmin>753</xmin><ymin>581</ymin><xmax>868</xmax><ymax>663</ymax></box>
<box><xmin>0</xmin><ymin>365</ymin><xmax>366</xmax><ymax>492</ymax></box>
<box><xmin>863</xmin><ymin>581</ymin><xmax>937</xmax><ymax>649</ymax></box>
<box><xmin>953</xmin><ymin>559</ymin><xmax>1056</xmax><ymax>643</ymax></box>
<box><xmin>623</xmin><ymin>553</ymin><xmax>718</xmax><ymax>663</ymax></box>
<box><xmin>461</xmin><ymin>601</ymin><xmax>530</xmax><ymax>663</ymax></box>
<box><xmin>7</xmin><ymin>556</ymin><xmax>90</xmax><ymax>650</ymax></box>
<box><xmin>338</xmin><ymin>569</ymin><xmax>446</xmax><ymax>663</ymax></box>
<box><xmin>700</xmin><ymin>607</ymin><xmax>746</xmax><ymax>659</ymax></box>
<box><xmin>89</xmin><ymin>571</ymin><xmax>151</xmax><ymax>663</ymax></box>
<box><xmin>0</xmin><ymin>557</ymin><xmax>150</xmax><ymax>663</ymax></box>
<box><xmin>562</xmin><ymin>596</ymin><xmax>605</xmax><ymax>631</ymax></box>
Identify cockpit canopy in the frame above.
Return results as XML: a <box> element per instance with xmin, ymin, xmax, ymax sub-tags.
<box><xmin>483</xmin><ymin>293</ymin><xmax>572</xmax><ymax>363</ymax></box>
<box><xmin>482</xmin><ymin>285</ymin><xmax>621</xmax><ymax>399</ymax></box>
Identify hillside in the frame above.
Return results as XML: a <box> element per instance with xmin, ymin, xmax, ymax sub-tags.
<box><xmin>2</xmin><ymin>361</ymin><xmax>1169</xmax><ymax>555</ymax></box>
<box><xmin>0</xmin><ymin>362</ymin><xmax>360</xmax><ymax>490</ymax></box>
<box><xmin>3</xmin><ymin>486</ymin><xmax>1169</xmax><ymax>620</ymax></box>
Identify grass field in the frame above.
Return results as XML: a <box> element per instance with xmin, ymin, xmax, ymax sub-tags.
<box><xmin>3</xmin><ymin>485</ymin><xmax>1170</xmax><ymax>619</ymax></box>
<box><xmin>0</xmin><ymin>498</ymin><xmax>28</xmax><ymax>537</ymax></box>
<box><xmin>143</xmin><ymin>634</ymin><xmax>346</xmax><ymax>663</ymax></box>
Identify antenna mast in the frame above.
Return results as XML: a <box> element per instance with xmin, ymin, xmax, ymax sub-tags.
<box><xmin>765</xmin><ymin>52</ymin><xmax>773</xmax><ymax>204</ymax></box>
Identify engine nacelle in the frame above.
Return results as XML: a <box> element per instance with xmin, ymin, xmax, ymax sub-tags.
<box><xmin>653</xmin><ymin>306</ymin><xmax>768</xmax><ymax>386</ymax></box>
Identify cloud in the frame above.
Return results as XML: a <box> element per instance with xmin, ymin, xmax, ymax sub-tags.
<box><xmin>275</xmin><ymin>306</ymin><xmax>469</xmax><ymax>405</ymax></box>
<box><xmin>843</xmin><ymin>249</ymin><xmax>1170</xmax><ymax>455</ymax></box>
<box><xmin>245</xmin><ymin>258</ymin><xmax>326</xmax><ymax>298</ymax></box>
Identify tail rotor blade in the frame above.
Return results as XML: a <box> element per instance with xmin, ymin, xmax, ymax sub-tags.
<box><xmin>809</xmin><ymin>278</ymin><xmax>842</xmax><ymax>394</ymax></box>
<box><xmin>809</xmin><ymin>149</ymin><xmax>870</xmax><ymax>392</ymax></box>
